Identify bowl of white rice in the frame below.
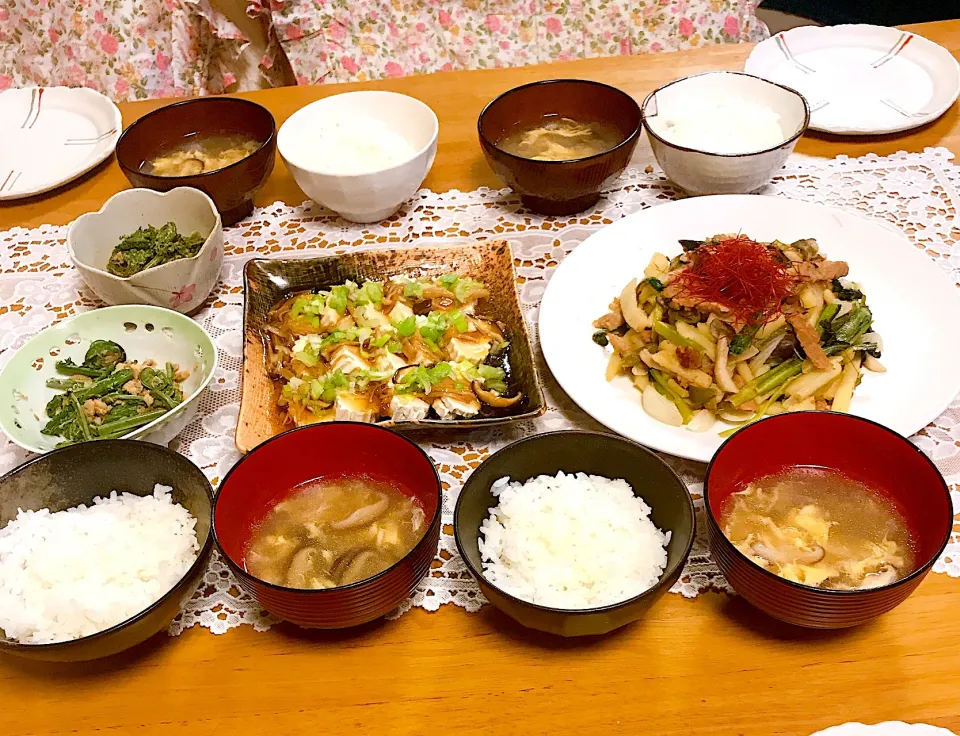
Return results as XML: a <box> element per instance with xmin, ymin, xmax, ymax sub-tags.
<box><xmin>640</xmin><ymin>71</ymin><xmax>809</xmax><ymax>196</ymax></box>
<box><xmin>454</xmin><ymin>431</ymin><xmax>695</xmax><ymax>636</ymax></box>
<box><xmin>0</xmin><ymin>440</ymin><xmax>213</xmax><ymax>661</ymax></box>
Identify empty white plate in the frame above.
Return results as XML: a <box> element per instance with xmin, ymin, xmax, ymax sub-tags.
<box><xmin>538</xmin><ymin>195</ymin><xmax>960</xmax><ymax>462</ymax></box>
<box><xmin>745</xmin><ymin>25</ymin><xmax>960</xmax><ymax>135</ymax></box>
<box><xmin>0</xmin><ymin>86</ymin><xmax>122</xmax><ymax>200</ymax></box>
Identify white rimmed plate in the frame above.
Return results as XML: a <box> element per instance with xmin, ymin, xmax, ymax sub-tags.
<box><xmin>0</xmin><ymin>86</ymin><xmax>122</xmax><ymax>200</ymax></box>
<box><xmin>744</xmin><ymin>25</ymin><xmax>960</xmax><ymax>135</ymax></box>
<box><xmin>538</xmin><ymin>195</ymin><xmax>960</xmax><ymax>463</ymax></box>
<box><xmin>812</xmin><ymin>723</ymin><xmax>956</xmax><ymax>736</ymax></box>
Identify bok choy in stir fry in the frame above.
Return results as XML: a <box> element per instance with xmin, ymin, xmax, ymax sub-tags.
<box><xmin>592</xmin><ymin>235</ymin><xmax>884</xmax><ymax>436</ymax></box>
<box><xmin>41</xmin><ymin>339</ymin><xmax>190</xmax><ymax>446</ymax></box>
<box><xmin>263</xmin><ymin>274</ymin><xmax>523</xmax><ymax>425</ymax></box>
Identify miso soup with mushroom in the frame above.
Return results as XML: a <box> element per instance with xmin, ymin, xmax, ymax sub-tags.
<box><xmin>245</xmin><ymin>476</ymin><xmax>426</xmax><ymax>589</ymax></box>
<box><xmin>721</xmin><ymin>468</ymin><xmax>915</xmax><ymax>590</ymax></box>
<box><xmin>142</xmin><ymin>134</ymin><xmax>260</xmax><ymax>177</ymax></box>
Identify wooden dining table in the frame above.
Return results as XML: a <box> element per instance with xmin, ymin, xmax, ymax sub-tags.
<box><xmin>2</xmin><ymin>19</ymin><xmax>959</xmax><ymax>736</ymax></box>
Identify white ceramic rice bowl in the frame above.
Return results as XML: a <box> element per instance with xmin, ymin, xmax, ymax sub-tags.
<box><xmin>641</xmin><ymin>71</ymin><xmax>809</xmax><ymax>195</ymax></box>
<box><xmin>278</xmin><ymin>91</ymin><xmax>438</xmax><ymax>223</ymax></box>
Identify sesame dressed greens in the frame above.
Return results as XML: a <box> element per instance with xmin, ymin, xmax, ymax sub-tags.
<box><xmin>41</xmin><ymin>339</ymin><xmax>190</xmax><ymax>446</ymax></box>
<box><xmin>106</xmin><ymin>222</ymin><xmax>206</xmax><ymax>277</ymax></box>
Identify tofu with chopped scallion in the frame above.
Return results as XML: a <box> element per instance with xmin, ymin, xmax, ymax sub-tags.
<box><xmin>263</xmin><ymin>274</ymin><xmax>523</xmax><ymax>425</ymax></box>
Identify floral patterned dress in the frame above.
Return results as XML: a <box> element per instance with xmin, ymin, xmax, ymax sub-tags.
<box><xmin>0</xmin><ymin>0</ymin><xmax>281</xmax><ymax>99</ymax></box>
<box><xmin>256</xmin><ymin>0</ymin><xmax>769</xmax><ymax>86</ymax></box>
<box><xmin>0</xmin><ymin>0</ymin><xmax>767</xmax><ymax>100</ymax></box>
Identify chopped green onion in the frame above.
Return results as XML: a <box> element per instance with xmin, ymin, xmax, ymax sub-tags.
<box><xmin>327</xmin><ymin>285</ymin><xmax>349</xmax><ymax>314</ymax></box>
<box><xmin>438</xmin><ymin>273</ymin><xmax>459</xmax><ymax>290</ymax></box>
<box><xmin>451</xmin><ymin>311</ymin><xmax>469</xmax><ymax>332</ymax></box>
<box><xmin>397</xmin><ymin>316</ymin><xmax>417</xmax><ymax>338</ymax></box>
<box><xmin>403</xmin><ymin>282</ymin><xmax>424</xmax><ymax>299</ymax></box>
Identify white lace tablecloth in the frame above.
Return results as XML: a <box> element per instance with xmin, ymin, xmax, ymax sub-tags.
<box><xmin>1</xmin><ymin>149</ymin><xmax>959</xmax><ymax>635</ymax></box>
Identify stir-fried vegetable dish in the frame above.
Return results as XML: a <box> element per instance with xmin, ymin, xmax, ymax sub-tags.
<box><xmin>263</xmin><ymin>274</ymin><xmax>523</xmax><ymax>425</ymax></box>
<box><xmin>41</xmin><ymin>339</ymin><xmax>190</xmax><ymax>446</ymax></box>
<box><xmin>106</xmin><ymin>222</ymin><xmax>206</xmax><ymax>277</ymax></box>
<box><xmin>593</xmin><ymin>235</ymin><xmax>884</xmax><ymax>435</ymax></box>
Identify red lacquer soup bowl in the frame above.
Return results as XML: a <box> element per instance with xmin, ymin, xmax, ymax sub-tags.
<box><xmin>213</xmin><ymin>422</ymin><xmax>441</xmax><ymax>628</ymax></box>
<box><xmin>705</xmin><ymin>412</ymin><xmax>952</xmax><ymax>629</ymax></box>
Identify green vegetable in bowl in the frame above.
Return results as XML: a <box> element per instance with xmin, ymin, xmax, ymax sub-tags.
<box><xmin>106</xmin><ymin>222</ymin><xmax>206</xmax><ymax>277</ymax></box>
<box><xmin>40</xmin><ymin>338</ymin><xmax>190</xmax><ymax>446</ymax></box>
<box><xmin>82</xmin><ymin>340</ymin><xmax>127</xmax><ymax>372</ymax></box>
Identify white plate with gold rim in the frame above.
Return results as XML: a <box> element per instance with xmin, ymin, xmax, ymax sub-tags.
<box><xmin>538</xmin><ymin>195</ymin><xmax>960</xmax><ymax>463</ymax></box>
<box><xmin>0</xmin><ymin>86</ymin><xmax>121</xmax><ymax>200</ymax></box>
<box><xmin>745</xmin><ymin>25</ymin><xmax>960</xmax><ymax>135</ymax></box>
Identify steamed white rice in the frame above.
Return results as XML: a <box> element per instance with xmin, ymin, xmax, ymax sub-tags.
<box><xmin>0</xmin><ymin>484</ymin><xmax>199</xmax><ymax>644</ymax></box>
<box><xmin>478</xmin><ymin>472</ymin><xmax>671</xmax><ymax>609</ymax></box>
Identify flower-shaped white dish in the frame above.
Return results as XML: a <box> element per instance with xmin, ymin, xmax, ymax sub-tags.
<box><xmin>67</xmin><ymin>188</ymin><xmax>224</xmax><ymax>315</ymax></box>
<box><xmin>0</xmin><ymin>305</ymin><xmax>218</xmax><ymax>454</ymax></box>
<box><xmin>811</xmin><ymin>723</ymin><xmax>956</xmax><ymax>736</ymax></box>
<box><xmin>0</xmin><ymin>86</ymin><xmax>121</xmax><ymax>200</ymax></box>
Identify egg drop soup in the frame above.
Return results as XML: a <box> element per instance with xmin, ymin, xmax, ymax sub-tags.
<box><xmin>720</xmin><ymin>468</ymin><xmax>914</xmax><ymax>590</ymax></box>
<box><xmin>496</xmin><ymin>116</ymin><xmax>624</xmax><ymax>161</ymax></box>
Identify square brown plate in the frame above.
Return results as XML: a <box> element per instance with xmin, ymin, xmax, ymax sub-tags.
<box><xmin>236</xmin><ymin>240</ymin><xmax>546</xmax><ymax>453</ymax></box>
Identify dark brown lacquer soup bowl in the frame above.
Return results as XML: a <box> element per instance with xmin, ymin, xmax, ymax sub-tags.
<box><xmin>705</xmin><ymin>412</ymin><xmax>953</xmax><ymax>629</ymax></box>
<box><xmin>478</xmin><ymin>79</ymin><xmax>641</xmax><ymax>215</ymax></box>
<box><xmin>116</xmin><ymin>97</ymin><xmax>276</xmax><ymax>226</ymax></box>
<box><xmin>213</xmin><ymin>422</ymin><xmax>441</xmax><ymax>628</ymax></box>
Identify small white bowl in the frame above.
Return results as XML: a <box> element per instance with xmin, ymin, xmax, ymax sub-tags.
<box><xmin>641</xmin><ymin>71</ymin><xmax>809</xmax><ymax>195</ymax></box>
<box><xmin>67</xmin><ymin>188</ymin><xmax>224</xmax><ymax>315</ymax></box>
<box><xmin>278</xmin><ymin>91</ymin><xmax>439</xmax><ymax>223</ymax></box>
<box><xmin>0</xmin><ymin>304</ymin><xmax>218</xmax><ymax>454</ymax></box>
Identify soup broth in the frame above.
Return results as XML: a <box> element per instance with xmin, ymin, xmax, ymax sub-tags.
<box><xmin>245</xmin><ymin>477</ymin><xmax>426</xmax><ymax>589</ymax></box>
<box><xmin>496</xmin><ymin>116</ymin><xmax>624</xmax><ymax>161</ymax></box>
<box><xmin>143</xmin><ymin>134</ymin><xmax>260</xmax><ymax>176</ymax></box>
<box><xmin>721</xmin><ymin>468</ymin><xmax>914</xmax><ymax>590</ymax></box>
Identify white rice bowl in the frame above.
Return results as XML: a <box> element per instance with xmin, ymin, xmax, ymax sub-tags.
<box><xmin>478</xmin><ymin>472</ymin><xmax>671</xmax><ymax>609</ymax></box>
<box><xmin>0</xmin><ymin>484</ymin><xmax>200</xmax><ymax>645</ymax></box>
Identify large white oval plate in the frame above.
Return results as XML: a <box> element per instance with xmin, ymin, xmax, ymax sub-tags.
<box><xmin>539</xmin><ymin>195</ymin><xmax>960</xmax><ymax>463</ymax></box>
<box><xmin>0</xmin><ymin>87</ymin><xmax>121</xmax><ymax>200</ymax></box>
<box><xmin>745</xmin><ymin>25</ymin><xmax>960</xmax><ymax>135</ymax></box>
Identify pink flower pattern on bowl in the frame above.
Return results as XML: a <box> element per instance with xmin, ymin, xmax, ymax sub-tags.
<box><xmin>170</xmin><ymin>283</ymin><xmax>197</xmax><ymax>310</ymax></box>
